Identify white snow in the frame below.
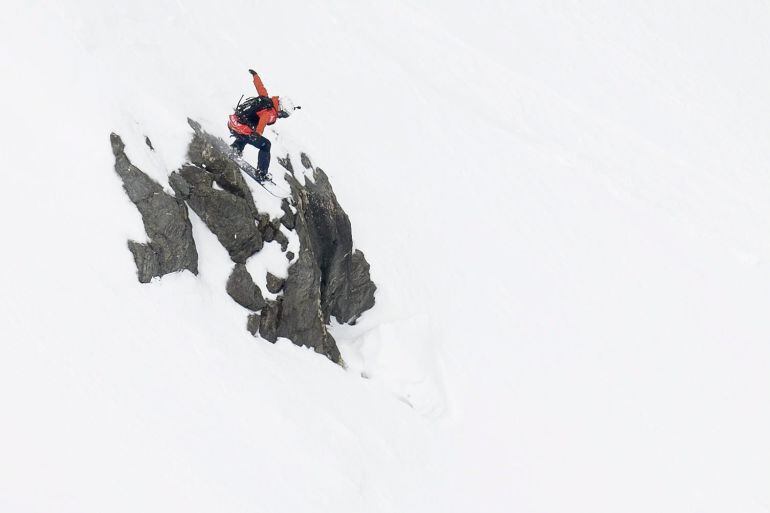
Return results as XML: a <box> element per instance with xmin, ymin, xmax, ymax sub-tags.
<box><xmin>2</xmin><ymin>1</ymin><xmax>770</xmax><ymax>512</ymax></box>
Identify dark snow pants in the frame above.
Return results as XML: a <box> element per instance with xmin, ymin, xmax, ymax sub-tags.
<box><xmin>231</xmin><ymin>132</ymin><xmax>271</xmax><ymax>172</ymax></box>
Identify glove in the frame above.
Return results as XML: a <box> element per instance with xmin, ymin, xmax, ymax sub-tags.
<box><xmin>248</xmin><ymin>69</ymin><xmax>257</xmax><ymax>76</ymax></box>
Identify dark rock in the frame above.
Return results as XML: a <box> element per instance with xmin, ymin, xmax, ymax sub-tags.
<box><xmin>273</xmin><ymin>229</ymin><xmax>289</xmax><ymax>252</ymax></box>
<box><xmin>300</xmin><ymin>152</ymin><xmax>313</xmax><ymax>169</ymax></box>
<box><xmin>258</xmin><ymin>300</ymin><xmax>281</xmax><ymax>343</ymax></box>
<box><xmin>126</xmin><ymin>241</ymin><xmax>160</xmax><ymax>282</ymax></box>
<box><xmin>241</xmin><ymin>172</ymin><xmax>334</xmax><ymax>360</ymax></box>
<box><xmin>186</xmin><ymin>119</ymin><xmax>260</xmax><ymax>219</ymax></box>
<box><xmin>253</xmin><ymin>169</ymin><xmax>377</xmax><ymax>363</ymax></box>
<box><xmin>266</xmin><ymin>273</ymin><xmax>285</xmax><ymax>294</ymax></box>
<box><xmin>110</xmin><ymin>133</ymin><xmax>198</xmax><ymax>283</ymax></box>
<box><xmin>256</xmin><ymin>213</ymin><xmax>270</xmax><ymax>231</ymax></box>
<box><xmin>280</xmin><ymin>199</ymin><xmax>296</xmax><ymax>230</ymax></box>
<box><xmin>114</xmin><ymin>124</ymin><xmax>376</xmax><ymax>365</ymax></box>
<box><xmin>169</xmin><ymin>172</ymin><xmax>191</xmax><ymax>197</ymax></box>
<box><xmin>212</xmin><ymin>170</ymin><xmax>259</xmax><ymax>219</ymax></box>
<box><xmin>144</xmin><ymin>136</ymin><xmax>154</xmax><ymax>151</ymax></box>
<box><xmin>346</xmin><ymin>250</ymin><xmax>376</xmax><ymax>319</ymax></box>
<box><xmin>262</xmin><ymin>225</ymin><xmax>275</xmax><ymax>243</ymax></box>
<box><xmin>247</xmin><ymin>314</ymin><xmax>260</xmax><ymax>335</ymax></box>
<box><xmin>172</xmin><ymin>165</ymin><xmax>263</xmax><ymax>263</ymax></box>
<box><xmin>277</xmin><ymin>154</ymin><xmax>293</xmax><ymax>173</ymax></box>
<box><xmin>226</xmin><ymin>264</ymin><xmax>266</xmax><ymax>311</ymax></box>
<box><xmin>186</xmin><ymin>119</ymin><xmax>239</xmax><ymax>175</ymax></box>
<box><xmin>276</xmin><ymin>227</ymin><xmax>339</xmax><ymax>361</ymax></box>
<box><xmin>299</xmin><ymin>167</ymin><xmax>376</xmax><ymax>324</ymax></box>
<box><xmin>161</xmin><ymin>124</ymin><xmax>375</xmax><ymax>364</ymax></box>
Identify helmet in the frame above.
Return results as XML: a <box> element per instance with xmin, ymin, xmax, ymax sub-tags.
<box><xmin>278</xmin><ymin>96</ymin><xmax>295</xmax><ymax>116</ymax></box>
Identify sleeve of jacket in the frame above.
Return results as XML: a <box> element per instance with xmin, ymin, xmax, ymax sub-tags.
<box><xmin>252</xmin><ymin>72</ymin><xmax>269</xmax><ymax>97</ymax></box>
<box><xmin>255</xmin><ymin>112</ymin><xmax>269</xmax><ymax>135</ymax></box>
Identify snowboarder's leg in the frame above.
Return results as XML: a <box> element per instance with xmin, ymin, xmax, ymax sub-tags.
<box><xmin>230</xmin><ymin>136</ymin><xmax>247</xmax><ymax>156</ymax></box>
<box><xmin>245</xmin><ymin>133</ymin><xmax>271</xmax><ymax>173</ymax></box>
<box><xmin>257</xmin><ymin>139</ymin><xmax>271</xmax><ymax>173</ymax></box>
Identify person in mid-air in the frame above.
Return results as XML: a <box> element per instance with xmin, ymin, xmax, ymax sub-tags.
<box><xmin>228</xmin><ymin>69</ymin><xmax>297</xmax><ymax>179</ymax></box>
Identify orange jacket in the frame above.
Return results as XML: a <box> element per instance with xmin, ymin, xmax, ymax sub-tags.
<box><xmin>228</xmin><ymin>72</ymin><xmax>281</xmax><ymax>136</ymax></box>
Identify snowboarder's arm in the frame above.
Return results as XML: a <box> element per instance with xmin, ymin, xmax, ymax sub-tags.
<box><xmin>255</xmin><ymin>112</ymin><xmax>269</xmax><ymax>135</ymax></box>
<box><xmin>250</xmin><ymin>70</ymin><xmax>269</xmax><ymax>97</ymax></box>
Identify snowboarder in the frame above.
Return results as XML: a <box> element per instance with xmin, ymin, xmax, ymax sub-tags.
<box><xmin>228</xmin><ymin>69</ymin><xmax>297</xmax><ymax>179</ymax></box>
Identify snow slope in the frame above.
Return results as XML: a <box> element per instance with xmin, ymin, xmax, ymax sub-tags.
<box><xmin>2</xmin><ymin>1</ymin><xmax>770</xmax><ymax>512</ymax></box>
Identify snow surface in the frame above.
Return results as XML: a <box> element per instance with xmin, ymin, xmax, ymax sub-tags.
<box><xmin>2</xmin><ymin>1</ymin><xmax>770</xmax><ymax>512</ymax></box>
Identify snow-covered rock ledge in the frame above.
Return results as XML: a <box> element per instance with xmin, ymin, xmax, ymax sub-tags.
<box><xmin>110</xmin><ymin>120</ymin><xmax>376</xmax><ymax>364</ymax></box>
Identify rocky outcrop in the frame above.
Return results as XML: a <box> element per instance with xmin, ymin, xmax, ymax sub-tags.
<box><xmin>186</xmin><ymin>120</ymin><xmax>259</xmax><ymax>213</ymax></box>
<box><xmin>110</xmin><ymin>133</ymin><xmax>197</xmax><ymax>283</ymax></box>
<box><xmin>170</xmin><ymin>164</ymin><xmax>263</xmax><ymax>263</ymax></box>
<box><xmin>111</xmin><ymin>121</ymin><xmax>376</xmax><ymax>365</ymax></box>
<box><xmin>269</xmin><ymin>191</ymin><xmax>340</xmax><ymax>361</ymax></box>
<box><xmin>266</xmin><ymin>273</ymin><xmax>285</xmax><ymax>294</ymax></box>
<box><xmin>163</xmin><ymin>119</ymin><xmax>265</xmax><ymax>263</ymax></box>
<box><xmin>297</xmin><ymin>163</ymin><xmax>377</xmax><ymax>324</ymax></box>
<box><xmin>226</xmin><ymin>264</ymin><xmax>266</xmax><ymax>311</ymax></box>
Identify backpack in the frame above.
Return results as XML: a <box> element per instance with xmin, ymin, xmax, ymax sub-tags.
<box><xmin>234</xmin><ymin>96</ymin><xmax>274</xmax><ymax>125</ymax></box>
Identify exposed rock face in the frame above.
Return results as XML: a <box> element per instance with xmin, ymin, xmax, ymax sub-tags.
<box><xmin>298</xmin><ymin>167</ymin><xmax>377</xmax><ymax>324</ymax></box>
<box><xmin>111</xmin><ymin>122</ymin><xmax>376</xmax><ymax>365</ymax></box>
<box><xmin>170</xmin><ymin>164</ymin><xmax>263</xmax><ymax>263</ymax></box>
<box><xmin>258</xmin><ymin>301</ymin><xmax>281</xmax><ymax>343</ymax></box>
<box><xmin>280</xmin><ymin>199</ymin><xmax>296</xmax><ymax>230</ymax></box>
<box><xmin>247</xmin><ymin>313</ymin><xmax>260</xmax><ymax>336</ymax></box>
<box><xmin>266</xmin><ymin>273</ymin><xmax>285</xmax><ymax>294</ymax></box>
<box><xmin>226</xmin><ymin>264</ymin><xmax>266</xmax><ymax>311</ymax></box>
<box><xmin>300</xmin><ymin>152</ymin><xmax>313</xmax><ymax>169</ymax></box>
<box><xmin>110</xmin><ymin>133</ymin><xmax>197</xmax><ymax>283</ymax></box>
<box><xmin>272</xmin><ymin>194</ymin><xmax>340</xmax><ymax>361</ymax></box>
